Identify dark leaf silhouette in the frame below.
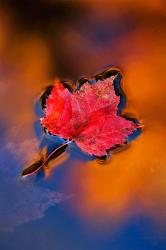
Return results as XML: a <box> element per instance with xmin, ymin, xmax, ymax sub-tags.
<box><xmin>22</xmin><ymin>142</ymin><xmax>70</xmax><ymax>176</ymax></box>
<box><xmin>22</xmin><ymin>159</ymin><xmax>44</xmax><ymax>176</ymax></box>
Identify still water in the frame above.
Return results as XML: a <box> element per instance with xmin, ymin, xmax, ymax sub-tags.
<box><xmin>0</xmin><ymin>1</ymin><xmax>166</xmax><ymax>249</ymax></box>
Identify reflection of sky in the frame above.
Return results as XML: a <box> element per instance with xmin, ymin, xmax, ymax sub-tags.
<box><xmin>0</xmin><ymin>137</ymin><xmax>67</xmax><ymax>232</ymax></box>
<box><xmin>0</xmin><ymin>1</ymin><xmax>166</xmax><ymax>249</ymax></box>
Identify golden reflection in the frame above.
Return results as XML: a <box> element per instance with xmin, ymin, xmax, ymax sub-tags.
<box><xmin>0</xmin><ymin>34</ymin><xmax>51</xmax><ymax>141</ymax></box>
<box><xmin>66</xmin><ymin>125</ymin><xmax>166</xmax><ymax>224</ymax></box>
<box><xmin>64</xmin><ymin>27</ymin><xmax>166</xmax><ymax>227</ymax></box>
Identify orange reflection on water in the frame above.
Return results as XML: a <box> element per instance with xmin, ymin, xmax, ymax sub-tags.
<box><xmin>67</xmin><ymin>125</ymin><xmax>166</xmax><ymax>224</ymax></box>
<box><xmin>65</xmin><ymin>28</ymin><xmax>166</xmax><ymax>228</ymax></box>
<box><xmin>0</xmin><ymin>0</ymin><xmax>165</xmax><ymax>230</ymax></box>
<box><xmin>0</xmin><ymin>35</ymin><xmax>51</xmax><ymax>142</ymax></box>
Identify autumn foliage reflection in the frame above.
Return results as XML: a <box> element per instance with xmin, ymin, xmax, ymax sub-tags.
<box><xmin>0</xmin><ymin>0</ymin><xmax>165</xmax><ymax>230</ymax></box>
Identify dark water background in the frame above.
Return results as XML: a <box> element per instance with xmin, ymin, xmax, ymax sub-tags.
<box><xmin>0</xmin><ymin>1</ymin><xmax>166</xmax><ymax>249</ymax></box>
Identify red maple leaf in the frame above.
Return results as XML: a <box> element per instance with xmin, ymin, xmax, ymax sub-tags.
<box><xmin>40</xmin><ymin>75</ymin><xmax>139</xmax><ymax>156</ymax></box>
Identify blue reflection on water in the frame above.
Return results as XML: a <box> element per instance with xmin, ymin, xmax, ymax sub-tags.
<box><xmin>0</xmin><ymin>125</ymin><xmax>68</xmax><ymax>233</ymax></box>
<box><xmin>0</xmin><ymin>119</ymin><xmax>165</xmax><ymax>250</ymax></box>
<box><xmin>0</xmin><ymin>96</ymin><xmax>164</xmax><ymax>250</ymax></box>
<box><xmin>0</xmin><ymin>202</ymin><xmax>165</xmax><ymax>250</ymax></box>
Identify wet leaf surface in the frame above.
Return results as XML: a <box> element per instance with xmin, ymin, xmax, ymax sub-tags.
<box><xmin>41</xmin><ymin>70</ymin><xmax>141</xmax><ymax>156</ymax></box>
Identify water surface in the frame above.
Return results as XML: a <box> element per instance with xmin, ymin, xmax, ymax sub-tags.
<box><xmin>0</xmin><ymin>1</ymin><xmax>166</xmax><ymax>249</ymax></box>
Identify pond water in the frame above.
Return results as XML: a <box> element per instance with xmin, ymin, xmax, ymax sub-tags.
<box><xmin>0</xmin><ymin>1</ymin><xmax>166</xmax><ymax>249</ymax></box>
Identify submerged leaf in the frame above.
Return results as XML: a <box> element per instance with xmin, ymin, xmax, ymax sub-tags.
<box><xmin>22</xmin><ymin>142</ymin><xmax>70</xmax><ymax>176</ymax></box>
<box><xmin>22</xmin><ymin>159</ymin><xmax>44</xmax><ymax>176</ymax></box>
<box><xmin>44</xmin><ymin>142</ymin><xmax>69</xmax><ymax>164</ymax></box>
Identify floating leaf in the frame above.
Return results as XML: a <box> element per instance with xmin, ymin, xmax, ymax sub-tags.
<box><xmin>41</xmin><ymin>69</ymin><xmax>141</xmax><ymax>156</ymax></box>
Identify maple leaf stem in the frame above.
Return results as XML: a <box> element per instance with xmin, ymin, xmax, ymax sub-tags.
<box><xmin>22</xmin><ymin>140</ymin><xmax>72</xmax><ymax>177</ymax></box>
<box><xmin>44</xmin><ymin>139</ymin><xmax>72</xmax><ymax>165</ymax></box>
